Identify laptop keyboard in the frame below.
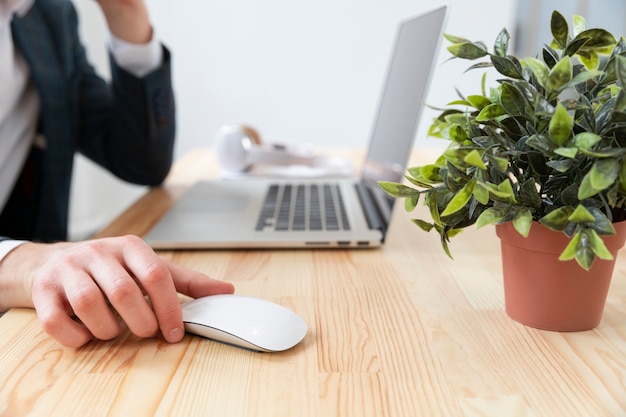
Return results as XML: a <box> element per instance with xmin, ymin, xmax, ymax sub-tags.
<box><xmin>256</xmin><ymin>183</ymin><xmax>351</xmax><ymax>231</ymax></box>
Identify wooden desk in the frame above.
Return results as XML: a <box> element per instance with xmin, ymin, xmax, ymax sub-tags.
<box><xmin>1</xmin><ymin>149</ymin><xmax>625</xmax><ymax>417</ymax></box>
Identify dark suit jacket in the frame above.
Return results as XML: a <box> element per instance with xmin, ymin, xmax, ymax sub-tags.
<box><xmin>0</xmin><ymin>0</ymin><xmax>176</xmax><ymax>242</ymax></box>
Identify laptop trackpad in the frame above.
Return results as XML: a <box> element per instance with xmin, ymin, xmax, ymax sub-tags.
<box><xmin>178</xmin><ymin>193</ymin><xmax>249</xmax><ymax>213</ymax></box>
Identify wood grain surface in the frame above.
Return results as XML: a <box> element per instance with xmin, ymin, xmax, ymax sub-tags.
<box><xmin>0</xmin><ymin>149</ymin><xmax>624</xmax><ymax>417</ymax></box>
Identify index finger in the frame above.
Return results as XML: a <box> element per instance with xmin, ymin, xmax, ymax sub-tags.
<box><xmin>160</xmin><ymin>257</ymin><xmax>235</xmax><ymax>298</ymax></box>
<box><xmin>121</xmin><ymin>237</ymin><xmax>184</xmax><ymax>343</ymax></box>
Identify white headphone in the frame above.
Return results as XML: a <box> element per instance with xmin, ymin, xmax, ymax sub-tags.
<box><xmin>214</xmin><ymin>124</ymin><xmax>324</xmax><ymax>172</ymax></box>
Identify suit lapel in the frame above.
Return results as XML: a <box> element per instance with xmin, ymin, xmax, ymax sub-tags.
<box><xmin>10</xmin><ymin>2</ymin><xmax>75</xmax><ymax>241</ymax></box>
<box><xmin>11</xmin><ymin>3</ymin><xmax>68</xmax><ymax>119</ymax></box>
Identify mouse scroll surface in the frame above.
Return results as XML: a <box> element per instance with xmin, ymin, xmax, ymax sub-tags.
<box><xmin>181</xmin><ymin>294</ymin><xmax>307</xmax><ymax>352</ymax></box>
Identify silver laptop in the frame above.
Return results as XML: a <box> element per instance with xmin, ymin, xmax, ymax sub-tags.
<box><xmin>145</xmin><ymin>6</ymin><xmax>448</xmax><ymax>249</ymax></box>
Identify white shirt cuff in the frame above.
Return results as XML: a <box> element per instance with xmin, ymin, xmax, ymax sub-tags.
<box><xmin>108</xmin><ymin>30</ymin><xmax>163</xmax><ymax>78</ymax></box>
<box><xmin>0</xmin><ymin>240</ymin><xmax>28</xmax><ymax>263</ymax></box>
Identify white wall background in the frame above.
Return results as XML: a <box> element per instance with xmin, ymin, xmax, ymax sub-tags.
<box><xmin>69</xmin><ymin>0</ymin><xmax>517</xmax><ymax>239</ymax></box>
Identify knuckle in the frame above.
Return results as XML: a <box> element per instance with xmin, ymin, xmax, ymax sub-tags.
<box><xmin>30</xmin><ymin>275</ymin><xmax>56</xmax><ymax>298</ymax></box>
<box><xmin>159</xmin><ymin>305</ymin><xmax>182</xmax><ymax>326</ymax></box>
<box><xmin>141</xmin><ymin>262</ymin><xmax>170</xmax><ymax>287</ymax></box>
<box><xmin>69</xmin><ymin>286</ymin><xmax>102</xmax><ymax>315</ymax></box>
<box><xmin>38</xmin><ymin>310</ymin><xmax>63</xmax><ymax>336</ymax></box>
<box><xmin>120</xmin><ymin>234</ymin><xmax>148</xmax><ymax>252</ymax></box>
<box><xmin>64</xmin><ymin>240</ymin><xmax>105</xmax><ymax>260</ymax></box>
<box><xmin>37</xmin><ymin>310</ymin><xmax>91</xmax><ymax>348</ymax></box>
<box><xmin>107</xmin><ymin>278</ymin><xmax>137</xmax><ymax>305</ymax></box>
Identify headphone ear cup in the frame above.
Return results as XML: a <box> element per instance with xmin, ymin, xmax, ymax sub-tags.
<box><xmin>215</xmin><ymin>124</ymin><xmax>324</xmax><ymax>172</ymax></box>
<box><xmin>240</xmin><ymin>125</ymin><xmax>262</xmax><ymax>145</ymax></box>
<box><xmin>214</xmin><ymin>124</ymin><xmax>262</xmax><ymax>172</ymax></box>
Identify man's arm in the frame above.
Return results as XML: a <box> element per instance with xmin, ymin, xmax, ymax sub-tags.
<box><xmin>0</xmin><ymin>236</ymin><xmax>235</xmax><ymax>348</ymax></box>
<box><xmin>74</xmin><ymin>0</ymin><xmax>176</xmax><ymax>185</ymax></box>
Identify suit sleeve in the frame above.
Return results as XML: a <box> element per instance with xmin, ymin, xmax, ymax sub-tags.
<box><xmin>69</xmin><ymin>5</ymin><xmax>176</xmax><ymax>186</ymax></box>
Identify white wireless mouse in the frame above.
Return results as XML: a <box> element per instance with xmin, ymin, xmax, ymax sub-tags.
<box><xmin>181</xmin><ymin>294</ymin><xmax>307</xmax><ymax>352</ymax></box>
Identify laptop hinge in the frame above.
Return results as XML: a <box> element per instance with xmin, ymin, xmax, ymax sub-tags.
<box><xmin>355</xmin><ymin>182</ymin><xmax>389</xmax><ymax>239</ymax></box>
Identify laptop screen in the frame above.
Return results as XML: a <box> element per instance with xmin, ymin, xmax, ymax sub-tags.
<box><xmin>361</xmin><ymin>6</ymin><xmax>448</xmax><ymax>220</ymax></box>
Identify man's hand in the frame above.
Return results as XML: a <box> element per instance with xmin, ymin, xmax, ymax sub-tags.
<box><xmin>95</xmin><ymin>0</ymin><xmax>153</xmax><ymax>44</ymax></box>
<box><xmin>0</xmin><ymin>235</ymin><xmax>235</xmax><ymax>348</ymax></box>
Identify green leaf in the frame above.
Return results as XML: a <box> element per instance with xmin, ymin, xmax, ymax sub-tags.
<box><xmin>574</xmin><ymin>231</ymin><xmax>595</xmax><ymax>271</ymax></box>
<box><xmin>559</xmin><ymin>231</ymin><xmax>582</xmax><ymax>261</ymax></box>
<box><xmin>485</xmin><ymin>154</ymin><xmax>509</xmax><ymax>173</ymax></box>
<box><xmin>578</xmin><ymin>51</ymin><xmax>599</xmax><ymax>70</ymax></box>
<box><xmin>482</xmin><ymin>181</ymin><xmax>515</xmax><ymax>200</ymax></box>
<box><xmin>564</xmin><ymin>37</ymin><xmax>591</xmax><ymax>57</ymax></box>
<box><xmin>378</xmin><ymin>182</ymin><xmax>418</xmax><ymax>198</ymax></box>
<box><xmin>522</xmin><ymin>57</ymin><xmax>550</xmax><ymax>89</ymax></box>
<box><xmin>513</xmin><ymin>208</ymin><xmax>532</xmax><ymax>237</ymax></box>
<box><xmin>411</xmin><ymin>219</ymin><xmax>434</xmax><ymax>232</ymax></box>
<box><xmin>467</xmin><ymin>95</ymin><xmax>492</xmax><ymax>110</ymax></box>
<box><xmin>443</xmin><ymin>33</ymin><xmax>471</xmax><ymax>44</ymax></box>
<box><xmin>613</xmin><ymin>91</ymin><xmax>626</xmax><ymax>119</ymax></box>
<box><xmin>548</xmin><ymin>56</ymin><xmax>573</xmax><ymax>90</ymax></box>
<box><xmin>554</xmin><ymin>147</ymin><xmax>578</xmax><ymax>158</ymax></box>
<box><xmin>547</xmin><ymin>159</ymin><xmax>575</xmax><ymax>173</ymax></box>
<box><xmin>491</xmin><ymin>55</ymin><xmax>523</xmax><ymax>79</ymax></box>
<box><xmin>404</xmin><ymin>194</ymin><xmax>419</xmax><ymax>211</ymax></box>
<box><xmin>440</xmin><ymin>233</ymin><xmax>454</xmax><ymax>259</ymax></box>
<box><xmin>539</xmin><ymin>206</ymin><xmax>574</xmax><ymax>231</ymax></box>
<box><xmin>445</xmin><ymin>124</ymin><xmax>469</xmax><ymax>142</ymax></box>
<box><xmin>568</xmin><ymin>69</ymin><xmax>604</xmax><ymax>87</ymax></box>
<box><xmin>441</xmin><ymin>179</ymin><xmax>476</xmax><ymax>217</ymax></box>
<box><xmin>497</xmin><ymin>179</ymin><xmax>516</xmax><ymax>202</ymax></box>
<box><xmin>587</xmin><ymin>207</ymin><xmax>616</xmax><ymax>235</ymax></box>
<box><xmin>526</xmin><ymin>134</ymin><xmax>556</xmax><ymax>153</ymax></box>
<box><xmin>427</xmin><ymin>193</ymin><xmax>442</xmax><ymax>227</ymax></box>
<box><xmin>472</xmin><ymin>182</ymin><xmax>490</xmax><ymax>205</ymax></box>
<box><xmin>620</xmin><ymin>159</ymin><xmax>626</xmax><ymax>191</ymax></box>
<box><xmin>443</xmin><ymin>147</ymin><xmax>471</xmax><ymax>169</ymax></box>
<box><xmin>464</xmin><ymin>150</ymin><xmax>487</xmax><ymax>170</ymax></box>
<box><xmin>568</xmin><ymin>205</ymin><xmax>595</xmax><ymax>223</ymax></box>
<box><xmin>419</xmin><ymin>164</ymin><xmax>442</xmax><ymax>182</ymax></box>
<box><xmin>549</xmin><ymin>103</ymin><xmax>573</xmax><ymax>146</ymax></box>
<box><xmin>572</xmin><ymin>132</ymin><xmax>601</xmax><ymax>149</ymax></box>
<box><xmin>447</xmin><ymin>42</ymin><xmax>489</xmax><ymax>60</ymax></box>
<box><xmin>590</xmin><ymin>157</ymin><xmax>620</xmax><ymax>190</ymax></box>
<box><xmin>572</xmin><ymin>15</ymin><xmax>587</xmax><ymax>37</ymax></box>
<box><xmin>476</xmin><ymin>207</ymin><xmax>506</xmax><ymax>228</ymax></box>
<box><xmin>577</xmin><ymin>158</ymin><xmax>621</xmax><ymax>200</ymax></box>
<box><xmin>616</xmin><ymin>55</ymin><xmax>626</xmax><ymax>88</ymax></box>
<box><xmin>494</xmin><ymin>28</ymin><xmax>510</xmax><ymax>57</ymax></box>
<box><xmin>500</xmin><ymin>82</ymin><xmax>529</xmax><ymax>117</ymax></box>
<box><xmin>447</xmin><ymin>99</ymin><xmax>472</xmax><ymax>106</ymax></box>
<box><xmin>519</xmin><ymin>179</ymin><xmax>542</xmax><ymax>208</ymax></box>
<box><xmin>574</xmin><ymin>28</ymin><xmax>617</xmax><ymax>50</ymax></box>
<box><xmin>481</xmin><ymin>72</ymin><xmax>487</xmax><ymax>96</ymax></box>
<box><xmin>444</xmin><ymin>112</ymin><xmax>470</xmax><ymax>125</ymax></box>
<box><xmin>587</xmin><ymin>228</ymin><xmax>614</xmax><ymax>260</ymax></box>
<box><xmin>550</xmin><ymin>10</ymin><xmax>569</xmax><ymax>49</ymax></box>
<box><xmin>476</xmin><ymin>103</ymin><xmax>507</xmax><ymax>121</ymax></box>
<box><xmin>578</xmin><ymin>172</ymin><xmax>597</xmax><ymax>199</ymax></box>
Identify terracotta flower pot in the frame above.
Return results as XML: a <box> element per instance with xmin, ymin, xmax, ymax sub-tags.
<box><xmin>495</xmin><ymin>220</ymin><xmax>626</xmax><ymax>332</ymax></box>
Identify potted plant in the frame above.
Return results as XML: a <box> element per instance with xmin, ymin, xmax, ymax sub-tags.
<box><xmin>379</xmin><ymin>11</ymin><xmax>626</xmax><ymax>331</ymax></box>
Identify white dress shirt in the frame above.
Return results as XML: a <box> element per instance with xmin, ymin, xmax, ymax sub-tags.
<box><xmin>0</xmin><ymin>0</ymin><xmax>163</xmax><ymax>260</ymax></box>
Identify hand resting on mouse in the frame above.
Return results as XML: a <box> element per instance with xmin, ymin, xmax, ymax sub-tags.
<box><xmin>0</xmin><ymin>235</ymin><xmax>235</xmax><ymax>348</ymax></box>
